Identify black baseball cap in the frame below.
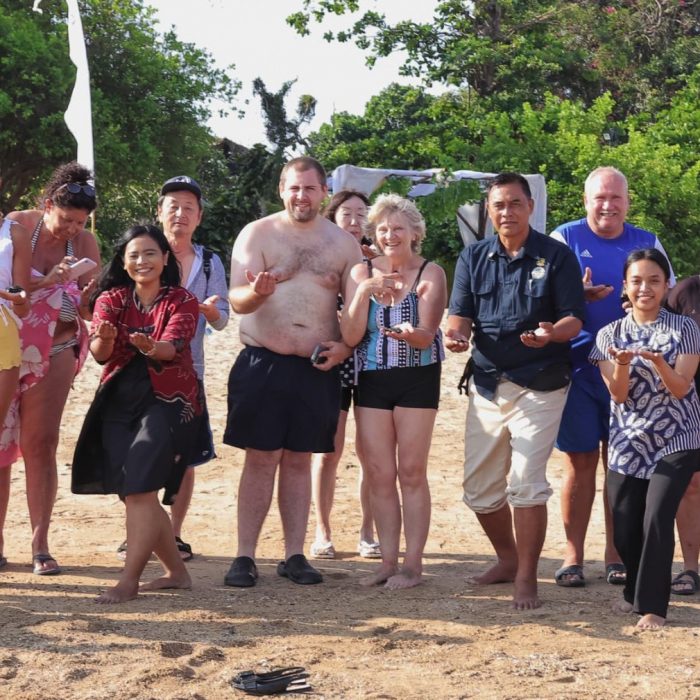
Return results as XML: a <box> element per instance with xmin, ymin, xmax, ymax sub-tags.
<box><xmin>160</xmin><ymin>175</ymin><xmax>202</xmax><ymax>201</ymax></box>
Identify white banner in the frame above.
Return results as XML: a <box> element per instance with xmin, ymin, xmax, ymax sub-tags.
<box><xmin>34</xmin><ymin>0</ymin><xmax>95</xmax><ymax>175</ymax></box>
<box><xmin>63</xmin><ymin>0</ymin><xmax>94</xmax><ymax>175</ymax></box>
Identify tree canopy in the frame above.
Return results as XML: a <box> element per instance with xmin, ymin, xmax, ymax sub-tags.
<box><xmin>0</xmin><ymin>0</ymin><xmax>239</xmax><ymax>213</ymax></box>
<box><xmin>289</xmin><ymin>0</ymin><xmax>700</xmax><ymax>117</ymax></box>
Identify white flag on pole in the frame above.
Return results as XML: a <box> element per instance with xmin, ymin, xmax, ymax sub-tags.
<box><xmin>32</xmin><ymin>0</ymin><xmax>94</xmax><ymax>174</ymax></box>
<box><xmin>63</xmin><ymin>0</ymin><xmax>94</xmax><ymax>174</ymax></box>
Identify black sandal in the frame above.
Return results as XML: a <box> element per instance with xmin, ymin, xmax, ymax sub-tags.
<box><xmin>232</xmin><ymin>667</ymin><xmax>310</xmax><ymax>695</ymax></box>
<box><xmin>175</xmin><ymin>536</ymin><xmax>194</xmax><ymax>562</ymax></box>
<box><xmin>671</xmin><ymin>569</ymin><xmax>700</xmax><ymax>596</ymax></box>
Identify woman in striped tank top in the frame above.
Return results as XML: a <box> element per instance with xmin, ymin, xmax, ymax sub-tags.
<box><xmin>342</xmin><ymin>194</ymin><xmax>447</xmax><ymax>590</ymax></box>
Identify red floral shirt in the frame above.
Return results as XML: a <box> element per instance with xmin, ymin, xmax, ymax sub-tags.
<box><xmin>91</xmin><ymin>286</ymin><xmax>201</xmax><ymax>419</ymax></box>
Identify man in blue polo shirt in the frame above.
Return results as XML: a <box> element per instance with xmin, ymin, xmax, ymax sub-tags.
<box><xmin>446</xmin><ymin>172</ymin><xmax>585</xmax><ymax>610</ymax></box>
<box><xmin>550</xmin><ymin>166</ymin><xmax>675</xmax><ymax>589</ymax></box>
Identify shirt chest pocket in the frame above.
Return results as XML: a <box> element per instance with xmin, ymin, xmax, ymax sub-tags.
<box><xmin>525</xmin><ymin>276</ymin><xmax>550</xmax><ymax>299</ymax></box>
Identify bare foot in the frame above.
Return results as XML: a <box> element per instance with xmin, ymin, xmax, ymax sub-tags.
<box><xmin>637</xmin><ymin>614</ymin><xmax>665</xmax><ymax>630</ymax></box>
<box><xmin>360</xmin><ymin>564</ymin><xmax>398</xmax><ymax>587</ymax></box>
<box><xmin>139</xmin><ymin>572</ymin><xmax>191</xmax><ymax>592</ymax></box>
<box><xmin>470</xmin><ymin>560</ymin><xmax>517</xmax><ymax>586</ymax></box>
<box><xmin>512</xmin><ymin>577</ymin><xmax>541</xmax><ymax>610</ymax></box>
<box><xmin>611</xmin><ymin>600</ymin><xmax>634</xmax><ymax>614</ymax></box>
<box><xmin>95</xmin><ymin>581</ymin><xmax>138</xmax><ymax>604</ymax></box>
<box><xmin>385</xmin><ymin>568</ymin><xmax>422</xmax><ymax>590</ymax></box>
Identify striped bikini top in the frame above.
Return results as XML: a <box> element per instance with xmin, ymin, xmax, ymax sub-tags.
<box><xmin>357</xmin><ymin>258</ymin><xmax>444</xmax><ymax>371</ymax></box>
<box><xmin>31</xmin><ymin>217</ymin><xmax>77</xmax><ymax>323</ymax></box>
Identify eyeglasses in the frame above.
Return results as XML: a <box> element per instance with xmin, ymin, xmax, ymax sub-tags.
<box><xmin>59</xmin><ymin>182</ymin><xmax>96</xmax><ymax>198</ymax></box>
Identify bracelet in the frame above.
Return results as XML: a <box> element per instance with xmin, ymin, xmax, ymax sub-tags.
<box><xmin>140</xmin><ymin>343</ymin><xmax>157</xmax><ymax>357</ymax></box>
<box><xmin>615</xmin><ymin>359</ymin><xmax>630</xmax><ymax>365</ymax></box>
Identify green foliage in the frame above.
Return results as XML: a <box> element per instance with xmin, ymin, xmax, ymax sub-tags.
<box><xmin>306</xmin><ymin>75</ymin><xmax>700</xmax><ymax>277</ymax></box>
<box><xmin>0</xmin><ymin>0</ymin><xmax>239</xmax><ymax>232</ymax></box>
<box><xmin>289</xmin><ymin>0</ymin><xmax>700</xmax><ymax>117</ymax></box>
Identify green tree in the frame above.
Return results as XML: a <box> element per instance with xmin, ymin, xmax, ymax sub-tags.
<box><xmin>289</xmin><ymin>0</ymin><xmax>700</xmax><ymax>117</ymax></box>
<box><xmin>0</xmin><ymin>0</ymin><xmax>240</xmax><ymax>220</ymax></box>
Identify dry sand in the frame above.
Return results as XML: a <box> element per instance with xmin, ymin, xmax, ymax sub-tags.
<box><xmin>2</xmin><ymin>314</ymin><xmax>700</xmax><ymax>700</ymax></box>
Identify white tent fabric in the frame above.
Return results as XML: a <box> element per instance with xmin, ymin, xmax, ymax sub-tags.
<box><xmin>329</xmin><ymin>165</ymin><xmax>547</xmax><ymax>246</ymax></box>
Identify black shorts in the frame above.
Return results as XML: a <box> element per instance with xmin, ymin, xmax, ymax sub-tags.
<box><xmin>355</xmin><ymin>363</ymin><xmax>441</xmax><ymax>411</ymax></box>
<box><xmin>340</xmin><ymin>385</ymin><xmax>357</xmax><ymax>412</ymax></box>
<box><xmin>224</xmin><ymin>345</ymin><xmax>340</xmax><ymax>453</ymax></box>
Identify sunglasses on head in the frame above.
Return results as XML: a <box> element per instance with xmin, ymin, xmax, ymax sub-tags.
<box><xmin>59</xmin><ymin>182</ymin><xmax>96</xmax><ymax>198</ymax></box>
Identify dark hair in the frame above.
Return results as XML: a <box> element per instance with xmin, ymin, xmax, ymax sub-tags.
<box><xmin>91</xmin><ymin>224</ymin><xmax>180</xmax><ymax>309</ymax></box>
<box><xmin>323</xmin><ymin>189</ymin><xmax>370</xmax><ymax>223</ymax></box>
<box><xmin>279</xmin><ymin>156</ymin><xmax>326</xmax><ymax>188</ymax></box>
<box><xmin>623</xmin><ymin>248</ymin><xmax>671</xmax><ymax>281</ymax></box>
<box><xmin>40</xmin><ymin>161</ymin><xmax>97</xmax><ymax>213</ymax></box>
<box><xmin>486</xmin><ymin>172</ymin><xmax>532</xmax><ymax>200</ymax></box>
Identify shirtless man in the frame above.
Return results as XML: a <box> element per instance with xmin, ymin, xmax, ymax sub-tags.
<box><xmin>223</xmin><ymin>157</ymin><xmax>361</xmax><ymax>587</ymax></box>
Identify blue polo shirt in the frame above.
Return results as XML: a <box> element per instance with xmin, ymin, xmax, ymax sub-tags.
<box><xmin>449</xmin><ymin>228</ymin><xmax>585</xmax><ymax>399</ymax></box>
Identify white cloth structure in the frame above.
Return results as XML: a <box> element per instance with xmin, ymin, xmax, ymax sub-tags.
<box><xmin>329</xmin><ymin>165</ymin><xmax>547</xmax><ymax>247</ymax></box>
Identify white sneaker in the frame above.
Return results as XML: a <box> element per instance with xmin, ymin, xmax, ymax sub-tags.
<box><xmin>358</xmin><ymin>540</ymin><xmax>381</xmax><ymax>559</ymax></box>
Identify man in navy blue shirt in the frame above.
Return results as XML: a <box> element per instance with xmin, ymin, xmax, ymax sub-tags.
<box><xmin>446</xmin><ymin>172</ymin><xmax>585</xmax><ymax>610</ymax></box>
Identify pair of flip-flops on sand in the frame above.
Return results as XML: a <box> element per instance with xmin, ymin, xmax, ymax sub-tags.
<box><xmin>554</xmin><ymin>562</ymin><xmax>626</xmax><ymax>587</ymax></box>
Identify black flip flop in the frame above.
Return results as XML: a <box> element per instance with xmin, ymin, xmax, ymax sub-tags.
<box><xmin>175</xmin><ymin>536</ymin><xmax>194</xmax><ymax>562</ymax></box>
<box><xmin>232</xmin><ymin>666</ymin><xmax>310</xmax><ymax>695</ymax></box>
<box><xmin>554</xmin><ymin>564</ymin><xmax>585</xmax><ymax>588</ymax></box>
<box><xmin>606</xmin><ymin>563</ymin><xmax>627</xmax><ymax>586</ymax></box>
<box><xmin>671</xmin><ymin>569</ymin><xmax>700</xmax><ymax>596</ymax></box>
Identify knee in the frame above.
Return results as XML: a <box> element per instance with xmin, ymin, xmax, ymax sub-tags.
<box><xmin>21</xmin><ymin>433</ymin><xmax>59</xmax><ymax>465</ymax></box>
<box><xmin>506</xmin><ymin>481</ymin><xmax>552</xmax><ymax>509</ymax></box>
<box><xmin>683</xmin><ymin>473</ymin><xmax>700</xmax><ymax>501</ymax></box>
<box><xmin>398</xmin><ymin>462</ymin><xmax>428</xmax><ymax>491</ymax></box>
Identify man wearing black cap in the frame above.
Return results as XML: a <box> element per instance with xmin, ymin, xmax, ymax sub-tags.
<box><xmin>116</xmin><ymin>176</ymin><xmax>229</xmax><ymax>562</ymax></box>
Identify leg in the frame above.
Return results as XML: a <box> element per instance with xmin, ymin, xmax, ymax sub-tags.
<box><xmin>512</xmin><ymin>505</ymin><xmax>547</xmax><ymax>609</ymax></box>
<box><xmin>635</xmin><ymin>451</ymin><xmax>697</xmax><ymax>626</ymax></box>
<box><xmin>463</xmin><ymin>381</ymin><xmax>516</xmax><ymax>584</ymax></box>
<box><xmin>601</xmin><ymin>443</ymin><xmax>623</xmax><ymax>571</ymax></box>
<box><xmin>674</xmin><ymin>471</ymin><xmax>700</xmax><ymax>592</ymax></box>
<box><xmin>170</xmin><ymin>466</ymin><xmax>195</xmax><ymax>540</ymax></box>
<box><xmin>0</xmin><ymin>366</ymin><xmax>19</xmax><ymax>429</ymax></box>
<box><xmin>506</xmin><ymin>383</ymin><xmax>566</xmax><ymax>607</ymax></box>
<box><xmin>0</xmin><ymin>466</ymin><xmax>11</xmax><ymax>558</ymax></box>
<box><xmin>473</xmin><ymin>505</ymin><xmax>518</xmax><ymax>584</ymax></box>
<box><xmin>236</xmin><ymin>448</ymin><xmax>281</xmax><ymax>559</ymax></box>
<box><xmin>97</xmin><ymin>491</ymin><xmax>190</xmax><ymax>604</ymax></box>
<box><xmin>355</xmin><ymin>406</ymin><xmax>401</xmax><ymax>586</ymax></box>
<box><xmin>607</xmin><ymin>469</ymin><xmax>647</xmax><ymax>612</ymax></box>
<box><xmin>355</xmin><ymin>405</ymin><xmax>377</xmax><ymax>546</ymax></box>
<box><xmin>386</xmin><ymin>407</ymin><xmax>436</xmax><ymax>590</ymax></box>
<box><xmin>277</xmin><ymin>449</ymin><xmax>313</xmax><ymax>559</ymax></box>
<box><xmin>311</xmin><ymin>410</ymin><xmax>348</xmax><ymax>551</ymax></box>
<box><xmin>18</xmin><ymin>348</ymin><xmax>75</xmax><ymax>569</ymax></box>
<box><xmin>559</xmin><ymin>449</ymin><xmax>599</xmax><ymax>578</ymax></box>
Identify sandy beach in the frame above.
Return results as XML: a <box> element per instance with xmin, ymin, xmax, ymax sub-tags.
<box><xmin>2</xmin><ymin>313</ymin><xmax>700</xmax><ymax>699</ymax></box>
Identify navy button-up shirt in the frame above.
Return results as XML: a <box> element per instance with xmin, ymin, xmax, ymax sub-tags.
<box><xmin>449</xmin><ymin>228</ymin><xmax>585</xmax><ymax>399</ymax></box>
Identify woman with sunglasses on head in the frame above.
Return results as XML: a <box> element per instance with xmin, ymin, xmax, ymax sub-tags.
<box><xmin>591</xmin><ymin>248</ymin><xmax>700</xmax><ymax>629</ymax></box>
<box><xmin>0</xmin><ymin>162</ymin><xmax>100</xmax><ymax>575</ymax></box>
<box><xmin>72</xmin><ymin>224</ymin><xmax>201</xmax><ymax>603</ymax></box>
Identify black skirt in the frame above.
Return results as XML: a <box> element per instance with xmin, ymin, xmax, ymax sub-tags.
<box><xmin>72</xmin><ymin>355</ymin><xmax>200</xmax><ymax>505</ymax></box>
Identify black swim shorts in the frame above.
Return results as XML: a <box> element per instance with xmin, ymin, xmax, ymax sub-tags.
<box><xmin>224</xmin><ymin>345</ymin><xmax>341</xmax><ymax>453</ymax></box>
<box><xmin>355</xmin><ymin>363</ymin><xmax>441</xmax><ymax>411</ymax></box>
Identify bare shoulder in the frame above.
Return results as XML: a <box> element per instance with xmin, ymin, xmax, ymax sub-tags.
<box><xmin>422</xmin><ymin>260</ymin><xmax>447</xmax><ymax>282</ymax></box>
<box><xmin>7</xmin><ymin>209</ymin><xmax>40</xmax><ymax>229</ymax></box>
<box><xmin>234</xmin><ymin>212</ymin><xmax>281</xmax><ymax>250</ymax></box>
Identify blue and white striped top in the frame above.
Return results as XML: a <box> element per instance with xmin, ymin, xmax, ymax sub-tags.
<box><xmin>357</xmin><ymin>259</ymin><xmax>444</xmax><ymax>372</ymax></box>
<box><xmin>590</xmin><ymin>308</ymin><xmax>700</xmax><ymax>478</ymax></box>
